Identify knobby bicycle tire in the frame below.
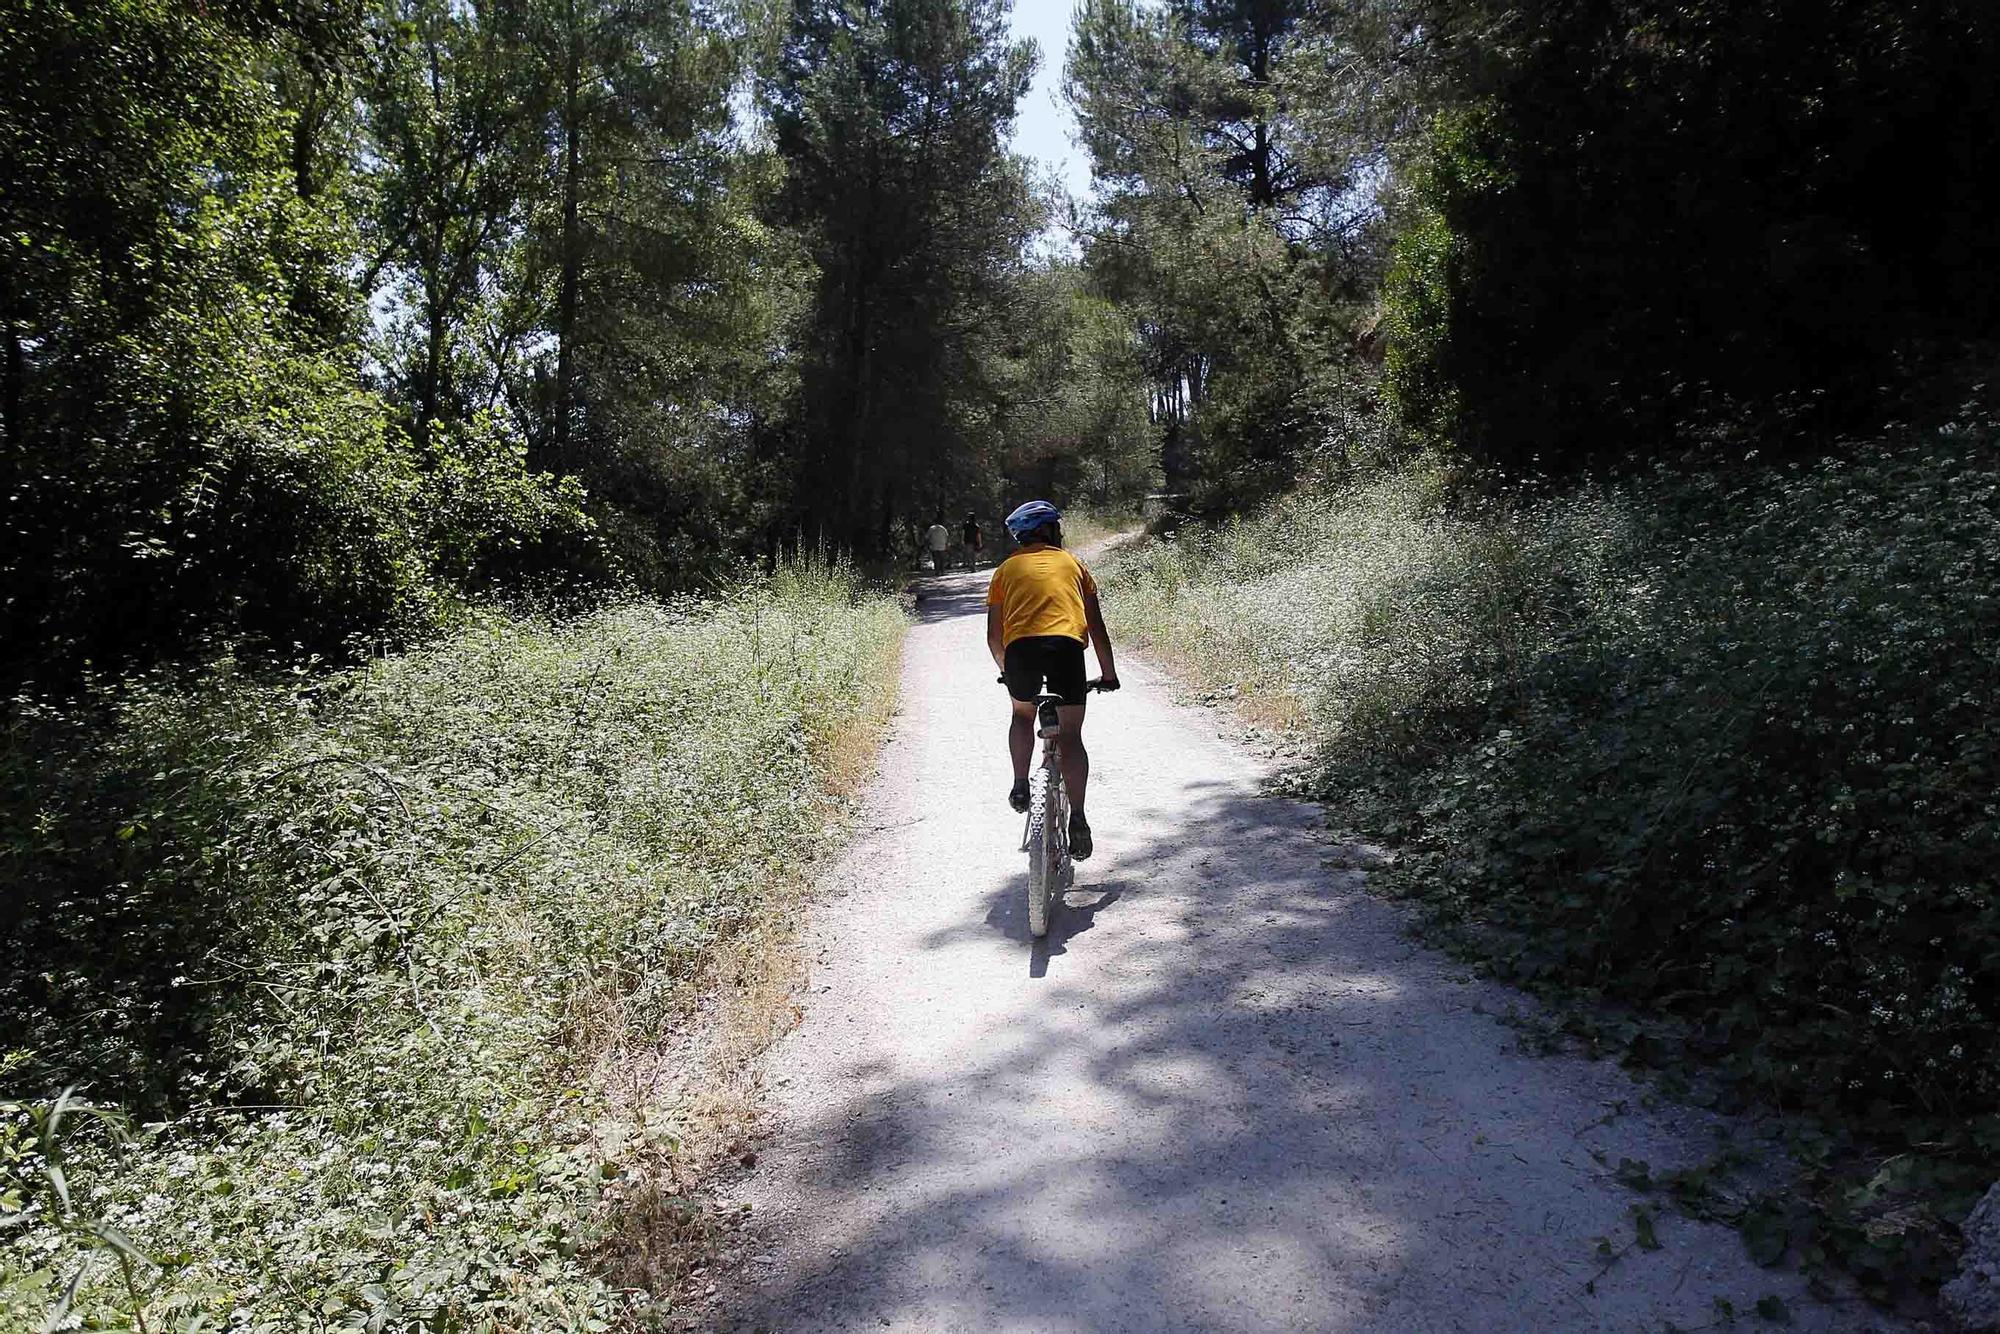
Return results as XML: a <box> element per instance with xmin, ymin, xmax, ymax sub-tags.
<box><xmin>1026</xmin><ymin>765</ymin><xmax>1063</xmax><ymax>937</ymax></box>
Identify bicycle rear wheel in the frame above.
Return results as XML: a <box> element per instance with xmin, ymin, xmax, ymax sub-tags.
<box><xmin>1026</xmin><ymin>766</ymin><xmax>1063</xmax><ymax>937</ymax></box>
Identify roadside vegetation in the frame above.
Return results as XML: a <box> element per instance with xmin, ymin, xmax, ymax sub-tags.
<box><xmin>0</xmin><ymin>562</ymin><xmax>903</xmax><ymax>1328</ymax></box>
<box><xmin>1106</xmin><ymin>410</ymin><xmax>2000</xmax><ymax>1294</ymax></box>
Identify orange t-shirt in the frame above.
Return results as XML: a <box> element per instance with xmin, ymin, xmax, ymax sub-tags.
<box><xmin>987</xmin><ymin>545</ymin><xmax>1097</xmax><ymax>647</ymax></box>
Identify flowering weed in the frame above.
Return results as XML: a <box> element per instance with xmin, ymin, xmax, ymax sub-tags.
<box><xmin>0</xmin><ymin>560</ymin><xmax>905</xmax><ymax>1328</ymax></box>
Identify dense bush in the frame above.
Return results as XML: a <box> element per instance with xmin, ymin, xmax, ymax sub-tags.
<box><xmin>1382</xmin><ymin>1</ymin><xmax>2000</xmax><ymax>469</ymax></box>
<box><xmin>0</xmin><ymin>0</ymin><xmax>594</xmax><ymax>685</ymax></box>
<box><xmin>1109</xmin><ymin>420</ymin><xmax>2000</xmax><ymax>1284</ymax></box>
<box><xmin>0</xmin><ymin>562</ymin><xmax>903</xmax><ymax>1327</ymax></box>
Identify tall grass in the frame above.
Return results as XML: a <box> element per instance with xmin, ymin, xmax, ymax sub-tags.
<box><xmin>0</xmin><ymin>559</ymin><xmax>904</xmax><ymax>1328</ymax></box>
<box><xmin>1108</xmin><ymin>424</ymin><xmax>2000</xmax><ymax>1290</ymax></box>
<box><xmin>1059</xmin><ymin>506</ymin><xmax>1143</xmax><ymax>553</ymax></box>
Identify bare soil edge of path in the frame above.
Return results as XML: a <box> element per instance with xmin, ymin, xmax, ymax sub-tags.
<box><xmin>584</xmin><ymin>630</ymin><xmax>908</xmax><ymax>1320</ymax></box>
<box><xmin>687</xmin><ymin>563</ymin><xmax>1916</xmax><ymax>1334</ymax></box>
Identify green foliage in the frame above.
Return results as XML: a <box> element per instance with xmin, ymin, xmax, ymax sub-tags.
<box><xmin>0</xmin><ymin>0</ymin><xmax>598</xmax><ymax>683</ymax></box>
<box><xmin>1380</xmin><ymin>106</ymin><xmax>1506</xmax><ymax>450</ymax></box>
<box><xmin>1076</xmin><ymin>0</ymin><xmax>2000</xmax><ymax>482</ymax></box>
<box><xmin>359</xmin><ymin>0</ymin><xmax>792</xmax><ymax>589</ymax></box>
<box><xmin>416</xmin><ymin>412</ymin><xmax>594</xmax><ymax>588</ymax></box>
<box><xmin>1066</xmin><ymin>0</ymin><xmax>1406</xmax><ymax>511</ymax></box>
<box><xmin>359</xmin><ymin>0</ymin><xmax>550</xmax><ymax>444</ymax></box>
<box><xmin>1379</xmin><ymin>0</ymin><xmax>2000</xmax><ymax>468</ymax></box>
<box><xmin>761</xmin><ymin>0</ymin><xmax>1047</xmax><ymax>554</ymax></box>
<box><xmin>1</xmin><ymin>0</ymin><xmax>851</xmax><ymax>690</ymax></box>
<box><xmin>2</xmin><ymin>0</ymin><xmax>395</xmax><ymax>672</ymax></box>
<box><xmin>994</xmin><ymin>265</ymin><xmax>1160</xmax><ymax>509</ymax></box>
<box><xmin>1107</xmin><ymin>416</ymin><xmax>2000</xmax><ymax>1290</ymax></box>
<box><xmin>0</xmin><ymin>564</ymin><xmax>905</xmax><ymax>1326</ymax></box>
<box><xmin>3</xmin><ymin>0</ymin><xmax>1166</xmax><ymax>690</ymax></box>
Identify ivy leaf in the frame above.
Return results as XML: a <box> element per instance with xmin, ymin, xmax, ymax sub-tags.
<box><xmin>1632</xmin><ymin>1205</ymin><xmax>1662</xmax><ymax>1251</ymax></box>
<box><xmin>1753</xmin><ymin>1293</ymin><xmax>1789</xmax><ymax>1323</ymax></box>
<box><xmin>1739</xmin><ymin>1203</ymin><xmax>1788</xmax><ymax>1267</ymax></box>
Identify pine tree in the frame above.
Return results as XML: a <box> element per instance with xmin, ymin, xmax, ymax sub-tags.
<box><xmin>763</xmin><ymin>0</ymin><xmax>1036</xmax><ymax>553</ymax></box>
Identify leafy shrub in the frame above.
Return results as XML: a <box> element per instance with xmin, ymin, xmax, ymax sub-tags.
<box><xmin>418</xmin><ymin>412</ymin><xmax>596</xmax><ymax>591</ymax></box>
<box><xmin>0</xmin><ymin>560</ymin><xmax>904</xmax><ymax>1327</ymax></box>
<box><xmin>1380</xmin><ymin>3</ymin><xmax>2000</xmax><ymax>469</ymax></box>
<box><xmin>1381</xmin><ymin>107</ymin><xmax>1508</xmax><ymax>454</ymax></box>
<box><xmin>0</xmin><ymin>0</ymin><xmax>594</xmax><ymax>688</ymax></box>
<box><xmin>1108</xmin><ymin>421</ymin><xmax>2000</xmax><ymax>1286</ymax></box>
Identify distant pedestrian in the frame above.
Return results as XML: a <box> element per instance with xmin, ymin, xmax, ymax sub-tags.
<box><xmin>961</xmin><ymin>512</ymin><xmax>983</xmax><ymax>570</ymax></box>
<box><xmin>925</xmin><ymin>514</ymin><xmax>951</xmax><ymax>573</ymax></box>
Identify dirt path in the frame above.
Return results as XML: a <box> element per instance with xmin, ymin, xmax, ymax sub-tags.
<box><xmin>717</xmin><ymin>567</ymin><xmax>1901</xmax><ymax>1333</ymax></box>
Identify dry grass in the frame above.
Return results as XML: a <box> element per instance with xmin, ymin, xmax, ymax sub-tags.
<box><xmin>813</xmin><ymin>629</ymin><xmax>907</xmax><ymax>803</ymax></box>
<box><xmin>587</xmin><ymin>923</ymin><xmax>807</xmax><ymax>1310</ymax></box>
<box><xmin>1231</xmin><ymin>684</ymin><xmax>1308</xmax><ymax>734</ymax></box>
<box><xmin>1061</xmin><ymin>507</ymin><xmax>1142</xmax><ymax>553</ymax></box>
<box><xmin>1113</xmin><ymin>622</ymin><xmax>1309</xmax><ymax>734</ymax></box>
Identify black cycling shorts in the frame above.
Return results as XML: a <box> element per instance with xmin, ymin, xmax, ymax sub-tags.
<box><xmin>1003</xmin><ymin>635</ymin><xmax>1087</xmax><ymax>706</ymax></box>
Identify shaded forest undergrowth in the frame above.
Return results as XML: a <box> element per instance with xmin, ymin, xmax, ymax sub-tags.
<box><xmin>1107</xmin><ymin>407</ymin><xmax>2000</xmax><ymax>1301</ymax></box>
<box><xmin>0</xmin><ymin>562</ymin><xmax>904</xmax><ymax>1328</ymax></box>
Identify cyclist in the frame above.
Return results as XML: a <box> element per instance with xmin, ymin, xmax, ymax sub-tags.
<box><xmin>987</xmin><ymin>500</ymin><xmax>1119</xmax><ymax>859</ymax></box>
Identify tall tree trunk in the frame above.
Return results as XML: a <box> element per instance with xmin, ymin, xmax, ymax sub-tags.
<box><xmin>841</xmin><ymin>270</ymin><xmax>872</xmax><ymax>537</ymax></box>
<box><xmin>290</xmin><ymin>72</ymin><xmax>321</xmax><ymax>200</ymax></box>
<box><xmin>2</xmin><ymin>318</ymin><xmax>21</xmax><ymax>453</ymax></box>
<box><xmin>838</xmin><ymin>196</ymin><xmax>879</xmax><ymax>547</ymax></box>
<box><xmin>286</xmin><ymin>69</ymin><xmax>336</xmax><ymax>337</ymax></box>
<box><xmin>549</xmin><ymin>0</ymin><xmax>584</xmax><ymax>474</ymax></box>
<box><xmin>418</xmin><ymin>302</ymin><xmax>445</xmax><ymax>451</ymax></box>
<box><xmin>1</xmin><ymin>257</ymin><xmax>20</xmax><ymax>453</ymax></box>
<box><xmin>1252</xmin><ymin>118</ymin><xmax>1272</xmax><ymax>209</ymax></box>
<box><xmin>1249</xmin><ymin>29</ymin><xmax>1274</xmax><ymax>209</ymax></box>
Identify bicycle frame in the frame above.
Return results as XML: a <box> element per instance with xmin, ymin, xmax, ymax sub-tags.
<box><xmin>1009</xmin><ymin>679</ymin><xmax>1118</xmax><ymax>938</ymax></box>
<box><xmin>997</xmin><ymin>674</ymin><xmax>1112</xmax><ymax>937</ymax></box>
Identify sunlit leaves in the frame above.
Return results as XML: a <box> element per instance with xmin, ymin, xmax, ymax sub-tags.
<box><xmin>0</xmin><ymin>565</ymin><xmax>905</xmax><ymax>1323</ymax></box>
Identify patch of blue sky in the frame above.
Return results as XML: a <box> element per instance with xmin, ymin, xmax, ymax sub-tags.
<box><xmin>1007</xmin><ymin>0</ymin><xmax>1090</xmax><ymax>202</ymax></box>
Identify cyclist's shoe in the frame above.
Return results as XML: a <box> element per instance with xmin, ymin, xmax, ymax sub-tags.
<box><xmin>1008</xmin><ymin>779</ymin><xmax>1030</xmax><ymax>813</ymax></box>
<box><xmin>1069</xmin><ymin>811</ymin><xmax>1094</xmax><ymax>861</ymax></box>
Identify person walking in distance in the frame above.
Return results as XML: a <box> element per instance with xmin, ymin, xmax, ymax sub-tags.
<box><xmin>961</xmin><ymin>512</ymin><xmax>983</xmax><ymax>570</ymax></box>
<box><xmin>987</xmin><ymin>500</ymin><xmax>1119</xmax><ymax>859</ymax></box>
<box><xmin>925</xmin><ymin>513</ymin><xmax>951</xmax><ymax>573</ymax></box>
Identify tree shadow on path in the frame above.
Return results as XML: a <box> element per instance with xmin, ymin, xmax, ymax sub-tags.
<box><xmin>729</xmin><ymin>772</ymin><xmax>1884</xmax><ymax>1333</ymax></box>
<box><xmin>909</xmin><ymin>572</ymin><xmax>988</xmax><ymax>626</ymax></box>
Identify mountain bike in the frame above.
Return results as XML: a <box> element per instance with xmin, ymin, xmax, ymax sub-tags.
<box><xmin>1001</xmin><ymin>678</ymin><xmax>1112</xmax><ymax>938</ymax></box>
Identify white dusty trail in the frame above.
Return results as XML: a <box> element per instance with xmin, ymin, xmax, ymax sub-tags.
<box><xmin>717</xmin><ymin>566</ymin><xmax>1901</xmax><ymax>1333</ymax></box>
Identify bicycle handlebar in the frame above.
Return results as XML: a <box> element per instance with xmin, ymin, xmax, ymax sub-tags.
<box><xmin>995</xmin><ymin>676</ymin><xmax>1119</xmax><ymax>693</ymax></box>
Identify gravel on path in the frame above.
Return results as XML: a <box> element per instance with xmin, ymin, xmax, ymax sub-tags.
<box><xmin>716</xmin><ymin>566</ymin><xmax>1903</xmax><ymax>1334</ymax></box>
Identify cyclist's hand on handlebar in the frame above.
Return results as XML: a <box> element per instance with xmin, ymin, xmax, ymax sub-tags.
<box><xmin>1094</xmin><ymin>674</ymin><xmax>1121</xmax><ymax>692</ymax></box>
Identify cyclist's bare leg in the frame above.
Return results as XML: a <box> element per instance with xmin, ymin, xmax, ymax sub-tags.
<box><xmin>1056</xmin><ymin>704</ymin><xmax>1088</xmax><ymax>814</ymax></box>
<box><xmin>1008</xmin><ymin>699</ymin><xmax>1035</xmax><ymax>785</ymax></box>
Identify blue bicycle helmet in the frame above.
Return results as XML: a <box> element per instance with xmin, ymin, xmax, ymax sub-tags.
<box><xmin>1005</xmin><ymin>499</ymin><xmax>1062</xmax><ymax>539</ymax></box>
